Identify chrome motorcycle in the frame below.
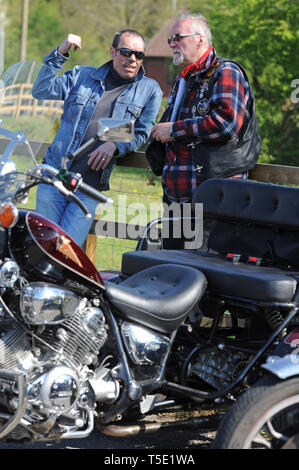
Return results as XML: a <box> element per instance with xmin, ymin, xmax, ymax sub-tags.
<box><xmin>0</xmin><ymin>60</ymin><xmax>211</xmax><ymax>443</ymax></box>
<box><xmin>0</xmin><ymin>60</ymin><xmax>297</xmax><ymax>445</ymax></box>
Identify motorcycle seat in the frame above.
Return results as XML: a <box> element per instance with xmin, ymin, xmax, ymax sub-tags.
<box><xmin>121</xmin><ymin>249</ymin><xmax>298</xmax><ymax>304</ymax></box>
<box><xmin>104</xmin><ymin>264</ymin><xmax>207</xmax><ymax>333</ymax></box>
<box><xmin>121</xmin><ymin>179</ymin><xmax>299</xmax><ymax>305</ymax></box>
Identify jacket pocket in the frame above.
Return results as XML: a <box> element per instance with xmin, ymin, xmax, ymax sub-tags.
<box><xmin>125</xmin><ymin>103</ymin><xmax>143</xmax><ymax>121</ymax></box>
<box><xmin>65</xmin><ymin>94</ymin><xmax>87</xmax><ymax>122</ymax></box>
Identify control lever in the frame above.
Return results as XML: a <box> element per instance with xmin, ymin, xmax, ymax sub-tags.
<box><xmin>53</xmin><ymin>180</ymin><xmax>91</xmax><ymax>219</ymax></box>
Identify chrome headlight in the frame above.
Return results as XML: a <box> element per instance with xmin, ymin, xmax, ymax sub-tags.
<box><xmin>0</xmin><ymin>260</ymin><xmax>20</xmax><ymax>287</ymax></box>
<box><xmin>20</xmin><ymin>283</ymin><xmax>81</xmax><ymax>325</ymax></box>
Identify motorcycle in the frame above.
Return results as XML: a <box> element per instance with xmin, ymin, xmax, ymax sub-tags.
<box><xmin>212</xmin><ymin>331</ymin><xmax>299</xmax><ymax>449</ymax></box>
<box><xmin>0</xmin><ymin>60</ymin><xmax>298</xmax><ymax>445</ymax></box>
<box><xmin>0</xmin><ymin>60</ymin><xmax>219</xmax><ymax>443</ymax></box>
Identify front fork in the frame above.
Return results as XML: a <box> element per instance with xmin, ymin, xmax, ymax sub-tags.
<box><xmin>0</xmin><ymin>369</ymin><xmax>27</xmax><ymax>439</ymax></box>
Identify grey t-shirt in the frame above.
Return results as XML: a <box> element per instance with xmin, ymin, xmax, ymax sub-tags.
<box><xmin>82</xmin><ymin>84</ymin><xmax>128</xmax><ymax>144</ymax></box>
<box><xmin>69</xmin><ymin>67</ymin><xmax>133</xmax><ymax>188</ymax></box>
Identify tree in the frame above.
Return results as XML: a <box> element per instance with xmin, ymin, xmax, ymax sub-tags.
<box><xmin>3</xmin><ymin>0</ymin><xmax>190</xmax><ymax>70</ymax></box>
<box><xmin>191</xmin><ymin>0</ymin><xmax>299</xmax><ymax>165</ymax></box>
<box><xmin>58</xmin><ymin>0</ymin><xmax>190</xmax><ymax>67</ymax></box>
<box><xmin>3</xmin><ymin>0</ymin><xmax>64</xmax><ymax>66</ymax></box>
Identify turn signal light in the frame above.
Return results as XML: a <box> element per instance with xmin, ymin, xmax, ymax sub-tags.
<box><xmin>0</xmin><ymin>203</ymin><xmax>18</xmax><ymax>228</ymax></box>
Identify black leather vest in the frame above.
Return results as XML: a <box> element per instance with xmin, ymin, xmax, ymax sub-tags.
<box><xmin>190</xmin><ymin>58</ymin><xmax>261</xmax><ymax>181</ymax></box>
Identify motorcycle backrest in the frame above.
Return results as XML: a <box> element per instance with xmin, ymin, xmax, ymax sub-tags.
<box><xmin>192</xmin><ymin>178</ymin><xmax>299</xmax><ymax>267</ymax></box>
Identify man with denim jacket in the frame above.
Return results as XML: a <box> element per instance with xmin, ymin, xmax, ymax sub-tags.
<box><xmin>32</xmin><ymin>30</ymin><xmax>162</xmax><ymax>246</ymax></box>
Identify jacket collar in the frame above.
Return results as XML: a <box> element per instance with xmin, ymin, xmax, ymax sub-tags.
<box><xmin>91</xmin><ymin>60</ymin><xmax>145</xmax><ymax>82</ymax></box>
<box><xmin>180</xmin><ymin>46</ymin><xmax>217</xmax><ymax>79</ymax></box>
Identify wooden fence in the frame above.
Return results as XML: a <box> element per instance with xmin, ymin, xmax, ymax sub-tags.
<box><xmin>0</xmin><ymin>84</ymin><xmax>63</xmax><ymax>118</ymax></box>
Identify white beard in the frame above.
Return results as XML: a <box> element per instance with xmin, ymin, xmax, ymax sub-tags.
<box><xmin>172</xmin><ymin>48</ymin><xmax>184</xmax><ymax>66</ymax></box>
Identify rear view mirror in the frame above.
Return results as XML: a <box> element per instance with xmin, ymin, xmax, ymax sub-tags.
<box><xmin>97</xmin><ymin>118</ymin><xmax>134</xmax><ymax>142</ymax></box>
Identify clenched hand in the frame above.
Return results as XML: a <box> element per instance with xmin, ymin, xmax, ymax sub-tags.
<box><xmin>58</xmin><ymin>34</ymin><xmax>82</xmax><ymax>55</ymax></box>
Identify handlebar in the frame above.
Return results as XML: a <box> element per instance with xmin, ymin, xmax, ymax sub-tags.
<box><xmin>30</xmin><ymin>164</ymin><xmax>113</xmax><ymax>218</ymax></box>
<box><xmin>78</xmin><ymin>180</ymin><xmax>113</xmax><ymax>205</ymax></box>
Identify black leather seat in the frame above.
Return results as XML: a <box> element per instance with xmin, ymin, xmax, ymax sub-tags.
<box><xmin>121</xmin><ymin>179</ymin><xmax>299</xmax><ymax>305</ymax></box>
<box><xmin>121</xmin><ymin>250</ymin><xmax>298</xmax><ymax>303</ymax></box>
<box><xmin>104</xmin><ymin>264</ymin><xmax>207</xmax><ymax>333</ymax></box>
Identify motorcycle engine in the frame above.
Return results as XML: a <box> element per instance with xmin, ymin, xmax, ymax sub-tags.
<box><xmin>0</xmin><ymin>282</ymin><xmax>121</xmax><ymax>441</ymax></box>
<box><xmin>188</xmin><ymin>346</ymin><xmax>251</xmax><ymax>391</ymax></box>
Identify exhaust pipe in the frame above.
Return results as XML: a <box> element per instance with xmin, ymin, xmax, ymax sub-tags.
<box><xmin>97</xmin><ymin>415</ymin><xmax>222</xmax><ymax>437</ymax></box>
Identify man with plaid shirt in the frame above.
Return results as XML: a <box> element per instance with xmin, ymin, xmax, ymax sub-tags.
<box><xmin>151</xmin><ymin>13</ymin><xmax>260</xmax><ymax>249</ymax></box>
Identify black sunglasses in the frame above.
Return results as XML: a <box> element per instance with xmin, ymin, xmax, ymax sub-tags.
<box><xmin>115</xmin><ymin>48</ymin><xmax>145</xmax><ymax>60</ymax></box>
<box><xmin>167</xmin><ymin>33</ymin><xmax>201</xmax><ymax>45</ymax></box>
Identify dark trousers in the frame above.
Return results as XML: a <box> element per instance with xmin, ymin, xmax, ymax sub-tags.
<box><xmin>162</xmin><ymin>194</ymin><xmax>215</xmax><ymax>251</ymax></box>
<box><xmin>162</xmin><ymin>194</ymin><xmax>195</xmax><ymax>250</ymax></box>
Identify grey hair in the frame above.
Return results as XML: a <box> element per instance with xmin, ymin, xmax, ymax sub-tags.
<box><xmin>177</xmin><ymin>13</ymin><xmax>212</xmax><ymax>47</ymax></box>
<box><xmin>112</xmin><ymin>30</ymin><xmax>146</xmax><ymax>49</ymax></box>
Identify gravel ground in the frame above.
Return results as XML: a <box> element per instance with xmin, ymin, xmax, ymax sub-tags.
<box><xmin>0</xmin><ymin>427</ymin><xmax>216</xmax><ymax>450</ymax></box>
<box><xmin>0</xmin><ymin>410</ymin><xmax>220</xmax><ymax>451</ymax></box>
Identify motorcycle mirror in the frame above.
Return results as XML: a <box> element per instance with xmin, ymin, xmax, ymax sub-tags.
<box><xmin>65</xmin><ymin>118</ymin><xmax>135</xmax><ymax>164</ymax></box>
<box><xmin>96</xmin><ymin>118</ymin><xmax>134</xmax><ymax>142</ymax></box>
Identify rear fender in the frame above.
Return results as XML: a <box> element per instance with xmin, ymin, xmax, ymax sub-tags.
<box><xmin>262</xmin><ymin>329</ymin><xmax>299</xmax><ymax>379</ymax></box>
<box><xmin>262</xmin><ymin>353</ymin><xmax>299</xmax><ymax>380</ymax></box>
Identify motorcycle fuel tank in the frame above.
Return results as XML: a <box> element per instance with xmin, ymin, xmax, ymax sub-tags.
<box><xmin>10</xmin><ymin>211</ymin><xmax>104</xmax><ymax>289</ymax></box>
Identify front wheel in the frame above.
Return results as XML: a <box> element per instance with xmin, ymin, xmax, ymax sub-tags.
<box><xmin>212</xmin><ymin>375</ymin><xmax>299</xmax><ymax>449</ymax></box>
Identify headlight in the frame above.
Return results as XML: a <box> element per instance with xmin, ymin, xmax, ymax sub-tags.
<box><xmin>0</xmin><ymin>260</ymin><xmax>20</xmax><ymax>287</ymax></box>
<box><xmin>20</xmin><ymin>283</ymin><xmax>81</xmax><ymax>325</ymax></box>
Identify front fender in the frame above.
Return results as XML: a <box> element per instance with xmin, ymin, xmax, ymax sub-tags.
<box><xmin>262</xmin><ymin>354</ymin><xmax>299</xmax><ymax>380</ymax></box>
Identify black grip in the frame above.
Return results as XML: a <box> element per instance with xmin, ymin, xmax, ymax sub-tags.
<box><xmin>78</xmin><ymin>180</ymin><xmax>113</xmax><ymax>204</ymax></box>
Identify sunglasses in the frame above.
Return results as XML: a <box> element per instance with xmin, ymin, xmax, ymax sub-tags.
<box><xmin>115</xmin><ymin>48</ymin><xmax>145</xmax><ymax>61</ymax></box>
<box><xmin>167</xmin><ymin>33</ymin><xmax>201</xmax><ymax>45</ymax></box>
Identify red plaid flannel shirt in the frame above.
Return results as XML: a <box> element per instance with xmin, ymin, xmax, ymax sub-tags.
<box><xmin>162</xmin><ymin>47</ymin><xmax>250</xmax><ymax>202</ymax></box>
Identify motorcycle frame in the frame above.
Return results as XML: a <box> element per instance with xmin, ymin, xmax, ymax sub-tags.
<box><xmin>97</xmin><ymin>301</ymin><xmax>177</xmax><ymax>424</ymax></box>
<box><xmin>97</xmin><ymin>295</ymin><xmax>299</xmax><ymax>425</ymax></box>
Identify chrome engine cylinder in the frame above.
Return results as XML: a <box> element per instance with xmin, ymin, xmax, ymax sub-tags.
<box><xmin>0</xmin><ymin>320</ymin><xmax>32</xmax><ymax>371</ymax></box>
<box><xmin>36</xmin><ymin>303</ymin><xmax>108</xmax><ymax>367</ymax></box>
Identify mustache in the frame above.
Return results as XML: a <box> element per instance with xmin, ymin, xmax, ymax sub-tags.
<box><xmin>172</xmin><ymin>48</ymin><xmax>184</xmax><ymax>65</ymax></box>
<box><xmin>123</xmin><ymin>61</ymin><xmax>136</xmax><ymax>67</ymax></box>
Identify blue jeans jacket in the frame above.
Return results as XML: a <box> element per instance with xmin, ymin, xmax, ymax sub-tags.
<box><xmin>32</xmin><ymin>48</ymin><xmax>162</xmax><ymax>190</ymax></box>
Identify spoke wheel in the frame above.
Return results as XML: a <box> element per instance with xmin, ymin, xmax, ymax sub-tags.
<box><xmin>212</xmin><ymin>376</ymin><xmax>299</xmax><ymax>449</ymax></box>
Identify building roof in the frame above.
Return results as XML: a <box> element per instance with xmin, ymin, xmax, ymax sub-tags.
<box><xmin>145</xmin><ymin>17</ymin><xmax>177</xmax><ymax>58</ymax></box>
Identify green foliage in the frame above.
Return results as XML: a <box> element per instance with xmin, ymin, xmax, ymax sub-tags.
<box><xmin>190</xmin><ymin>0</ymin><xmax>299</xmax><ymax>166</ymax></box>
<box><xmin>2</xmin><ymin>0</ymin><xmax>298</xmax><ymax>166</ymax></box>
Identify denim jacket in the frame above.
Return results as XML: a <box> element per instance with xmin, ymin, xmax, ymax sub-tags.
<box><xmin>32</xmin><ymin>48</ymin><xmax>162</xmax><ymax>190</ymax></box>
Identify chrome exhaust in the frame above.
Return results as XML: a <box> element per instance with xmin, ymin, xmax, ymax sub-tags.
<box><xmin>97</xmin><ymin>415</ymin><xmax>221</xmax><ymax>437</ymax></box>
